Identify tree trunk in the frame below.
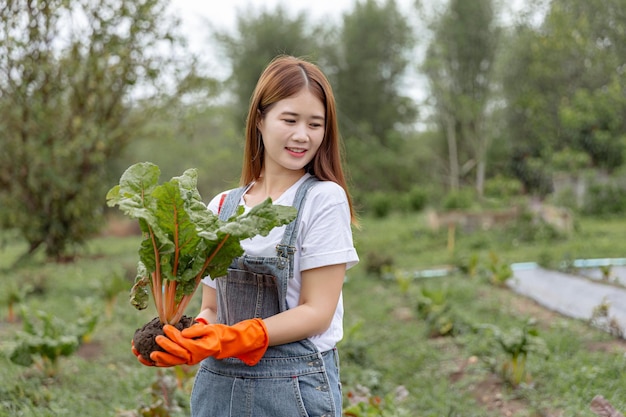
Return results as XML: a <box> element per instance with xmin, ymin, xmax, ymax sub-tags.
<box><xmin>445</xmin><ymin>113</ymin><xmax>460</xmax><ymax>191</ymax></box>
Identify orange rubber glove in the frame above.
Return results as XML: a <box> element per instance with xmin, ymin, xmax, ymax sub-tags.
<box><xmin>131</xmin><ymin>340</ymin><xmax>155</xmax><ymax>367</ymax></box>
<box><xmin>150</xmin><ymin>318</ymin><xmax>269</xmax><ymax>367</ymax></box>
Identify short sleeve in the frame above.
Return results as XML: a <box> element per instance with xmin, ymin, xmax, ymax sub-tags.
<box><xmin>297</xmin><ymin>182</ymin><xmax>359</xmax><ymax>271</ymax></box>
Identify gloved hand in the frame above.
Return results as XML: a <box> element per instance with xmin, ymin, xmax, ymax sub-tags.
<box><xmin>150</xmin><ymin>318</ymin><xmax>269</xmax><ymax>367</ymax></box>
<box><xmin>131</xmin><ymin>340</ymin><xmax>155</xmax><ymax>367</ymax></box>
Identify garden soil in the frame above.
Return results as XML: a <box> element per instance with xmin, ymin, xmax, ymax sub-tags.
<box><xmin>133</xmin><ymin>315</ymin><xmax>196</xmax><ymax>363</ymax></box>
<box><xmin>507</xmin><ymin>265</ymin><xmax>626</xmax><ymax>337</ymax></box>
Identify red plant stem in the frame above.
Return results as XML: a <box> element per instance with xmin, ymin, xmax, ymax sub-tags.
<box><xmin>165</xmin><ymin>280</ymin><xmax>177</xmax><ymax>322</ymax></box>
<box><xmin>169</xmin><ymin>234</ymin><xmax>231</xmax><ymax>325</ymax></box>
<box><xmin>165</xmin><ymin>205</ymin><xmax>181</xmax><ymax>323</ymax></box>
<box><xmin>200</xmin><ymin>234</ymin><xmax>231</xmax><ymax>279</ymax></box>
<box><xmin>147</xmin><ymin>225</ymin><xmax>166</xmax><ymax>323</ymax></box>
<box><xmin>172</xmin><ymin>205</ymin><xmax>180</xmax><ymax>277</ymax></box>
<box><xmin>170</xmin><ymin>292</ymin><xmax>193</xmax><ymax>325</ymax></box>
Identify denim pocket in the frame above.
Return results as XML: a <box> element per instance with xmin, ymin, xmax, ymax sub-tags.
<box><xmin>216</xmin><ymin>269</ymin><xmax>281</xmax><ymax>325</ymax></box>
<box><xmin>190</xmin><ymin>367</ymin><xmax>235</xmax><ymax>416</ymax></box>
<box><xmin>191</xmin><ymin>365</ymin><xmax>336</xmax><ymax>417</ymax></box>
<box><xmin>292</xmin><ymin>371</ymin><xmax>336</xmax><ymax>417</ymax></box>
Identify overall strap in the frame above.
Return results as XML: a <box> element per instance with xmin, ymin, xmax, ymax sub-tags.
<box><xmin>217</xmin><ymin>185</ymin><xmax>249</xmax><ymax>221</ymax></box>
<box><xmin>216</xmin><ymin>175</ymin><xmax>319</xmax><ymax>252</ymax></box>
<box><xmin>275</xmin><ymin>176</ymin><xmax>318</xmax><ymax>258</ymax></box>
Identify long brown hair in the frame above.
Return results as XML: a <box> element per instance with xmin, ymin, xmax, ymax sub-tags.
<box><xmin>241</xmin><ymin>55</ymin><xmax>357</xmax><ymax>224</ymax></box>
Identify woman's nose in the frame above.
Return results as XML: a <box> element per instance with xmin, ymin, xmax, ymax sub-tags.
<box><xmin>292</xmin><ymin>123</ymin><xmax>309</xmax><ymax>141</ymax></box>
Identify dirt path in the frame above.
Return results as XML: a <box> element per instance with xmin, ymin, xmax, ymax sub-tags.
<box><xmin>507</xmin><ymin>264</ymin><xmax>626</xmax><ymax>338</ymax></box>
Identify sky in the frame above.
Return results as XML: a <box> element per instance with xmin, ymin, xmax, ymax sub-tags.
<box><xmin>167</xmin><ymin>0</ymin><xmax>421</xmax><ymax>93</ymax></box>
<box><xmin>167</xmin><ymin>0</ymin><xmax>416</xmax><ymax>62</ymax></box>
<box><xmin>167</xmin><ymin>0</ymin><xmax>532</xmax><ymax>52</ymax></box>
<box><xmin>169</xmin><ymin>0</ymin><xmax>366</xmax><ymax>23</ymax></box>
<box><xmin>165</xmin><ymin>1</ymin><xmax>537</xmax><ymax>102</ymax></box>
<box><xmin>168</xmin><ymin>0</ymin><xmax>415</xmax><ymax>40</ymax></box>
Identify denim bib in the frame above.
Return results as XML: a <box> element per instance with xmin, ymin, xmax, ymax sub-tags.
<box><xmin>190</xmin><ymin>176</ymin><xmax>342</xmax><ymax>417</ymax></box>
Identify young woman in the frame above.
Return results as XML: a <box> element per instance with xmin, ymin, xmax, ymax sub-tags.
<box><xmin>134</xmin><ymin>55</ymin><xmax>359</xmax><ymax>416</ymax></box>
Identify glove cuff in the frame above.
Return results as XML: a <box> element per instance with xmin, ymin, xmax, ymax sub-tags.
<box><xmin>233</xmin><ymin>318</ymin><xmax>269</xmax><ymax>366</ymax></box>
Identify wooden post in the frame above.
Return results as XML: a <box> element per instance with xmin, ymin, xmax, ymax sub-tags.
<box><xmin>447</xmin><ymin>222</ymin><xmax>455</xmax><ymax>253</ymax></box>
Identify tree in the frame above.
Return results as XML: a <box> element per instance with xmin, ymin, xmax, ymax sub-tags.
<box><xmin>331</xmin><ymin>0</ymin><xmax>417</xmax><ymax>144</ymax></box>
<box><xmin>213</xmin><ymin>5</ymin><xmax>322</xmax><ymax>126</ymax></box>
<box><xmin>0</xmin><ymin>0</ymin><xmax>193</xmax><ymax>261</ymax></box>
<box><xmin>559</xmin><ymin>74</ymin><xmax>626</xmax><ymax>172</ymax></box>
<box><xmin>422</xmin><ymin>0</ymin><xmax>499</xmax><ymax>194</ymax></box>
<box><xmin>321</xmin><ymin>0</ymin><xmax>419</xmax><ymax>197</ymax></box>
<box><xmin>500</xmin><ymin>0</ymin><xmax>626</xmax><ymax>193</ymax></box>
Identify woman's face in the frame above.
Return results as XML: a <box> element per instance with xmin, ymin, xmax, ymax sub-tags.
<box><xmin>257</xmin><ymin>89</ymin><xmax>325</xmax><ymax>175</ymax></box>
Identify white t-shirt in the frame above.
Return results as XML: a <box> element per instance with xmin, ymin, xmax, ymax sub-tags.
<box><xmin>201</xmin><ymin>173</ymin><xmax>359</xmax><ymax>351</ymax></box>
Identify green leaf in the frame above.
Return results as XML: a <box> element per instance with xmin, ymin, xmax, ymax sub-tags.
<box><xmin>106</xmin><ymin>162</ymin><xmax>160</xmax><ymax>218</ymax></box>
<box><xmin>129</xmin><ymin>262</ymin><xmax>150</xmax><ymax>310</ymax></box>
<box><xmin>10</xmin><ymin>344</ymin><xmax>34</xmax><ymax>367</ymax></box>
<box><xmin>107</xmin><ymin>162</ymin><xmax>298</xmax><ymax>322</ymax></box>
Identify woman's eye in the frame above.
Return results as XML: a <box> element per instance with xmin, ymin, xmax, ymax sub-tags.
<box><xmin>283</xmin><ymin>119</ymin><xmax>295</xmax><ymax>124</ymax></box>
<box><xmin>310</xmin><ymin>123</ymin><xmax>322</xmax><ymax>128</ymax></box>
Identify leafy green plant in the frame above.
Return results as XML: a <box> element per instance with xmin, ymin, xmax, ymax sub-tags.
<box><xmin>454</xmin><ymin>252</ymin><xmax>480</xmax><ymax>278</ymax></box>
<box><xmin>477</xmin><ymin>320</ymin><xmax>549</xmax><ymax>387</ymax></box>
<box><xmin>1</xmin><ymin>280</ymin><xmax>33</xmax><ymax>322</ymax></box>
<box><xmin>74</xmin><ymin>297</ymin><xmax>102</xmax><ymax>344</ymax></box>
<box><xmin>415</xmin><ymin>286</ymin><xmax>456</xmax><ymax>337</ymax></box>
<box><xmin>485</xmin><ymin>251</ymin><xmax>513</xmax><ymax>286</ymax></box>
<box><xmin>106</xmin><ymin>162</ymin><xmax>297</xmax><ymax>361</ymax></box>
<box><xmin>10</xmin><ymin>307</ymin><xmax>99</xmax><ymax>377</ymax></box>
<box><xmin>106</xmin><ymin>162</ymin><xmax>297</xmax><ymax>327</ymax></box>
<box><xmin>98</xmin><ymin>268</ymin><xmax>131</xmax><ymax>319</ymax></box>
<box><xmin>599</xmin><ymin>265</ymin><xmax>612</xmax><ymax>281</ymax></box>
<box><xmin>115</xmin><ymin>370</ymin><xmax>188</xmax><ymax>417</ymax></box>
<box><xmin>590</xmin><ymin>297</ymin><xmax>624</xmax><ymax>338</ymax></box>
<box><xmin>392</xmin><ymin>269</ymin><xmax>412</xmax><ymax>296</ymax></box>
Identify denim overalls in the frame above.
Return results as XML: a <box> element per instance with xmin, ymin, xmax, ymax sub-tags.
<box><xmin>190</xmin><ymin>176</ymin><xmax>342</xmax><ymax>417</ymax></box>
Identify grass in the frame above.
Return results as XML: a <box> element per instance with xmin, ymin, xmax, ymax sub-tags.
<box><xmin>341</xmin><ymin>271</ymin><xmax>626</xmax><ymax>415</ymax></box>
<box><xmin>1</xmin><ymin>212</ymin><xmax>625</xmax><ymax>416</ymax></box>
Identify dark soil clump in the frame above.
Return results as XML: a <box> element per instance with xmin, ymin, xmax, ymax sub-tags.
<box><xmin>133</xmin><ymin>315</ymin><xmax>195</xmax><ymax>364</ymax></box>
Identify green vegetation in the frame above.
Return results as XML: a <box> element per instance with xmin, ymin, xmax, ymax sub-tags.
<box><xmin>9</xmin><ymin>306</ymin><xmax>100</xmax><ymax>378</ymax></box>
<box><xmin>106</xmin><ymin>162</ymin><xmax>296</xmax><ymax>326</ymax></box>
<box><xmin>0</xmin><ymin>0</ymin><xmax>198</xmax><ymax>261</ymax></box>
<box><xmin>3</xmin><ymin>0</ymin><xmax>626</xmax><ymax>263</ymax></box>
<box><xmin>2</xmin><ymin>0</ymin><xmax>626</xmax><ymax>415</ymax></box>
<box><xmin>1</xmin><ymin>213</ymin><xmax>625</xmax><ymax>416</ymax></box>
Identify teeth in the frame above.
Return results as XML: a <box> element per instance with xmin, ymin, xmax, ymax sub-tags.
<box><xmin>287</xmin><ymin>148</ymin><xmax>305</xmax><ymax>153</ymax></box>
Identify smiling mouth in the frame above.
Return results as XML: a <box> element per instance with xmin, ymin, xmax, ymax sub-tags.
<box><xmin>286</xmin><ymin>147</ymin><xmax>306</xmax><ymax>153</ymax></box>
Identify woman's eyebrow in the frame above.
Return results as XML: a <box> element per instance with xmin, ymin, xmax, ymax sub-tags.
<box><xmin>280</xmin><ymin>111</ymin><xmax>325</xmax><ymax>121</ymax></box>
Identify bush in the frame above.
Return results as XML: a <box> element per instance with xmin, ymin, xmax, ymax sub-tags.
<box><xmin>582</xmin><ymin>182</ymin><xmax>626</xmax><ymax>217</ymax></box>
<box><xmin>507</xmin><ymin>209</ymin><xmax>563</xmax><ymax>243</ymax></box>
<box><xmin>549</xmin><ymin>186</ymin><xmax>579</xmax><ymax>211</ymax></box>
<box><xmin>441</xmin><ymin>188</ymin><xmax>475</xmax><ymax>210</ymax></box>
<box><xmin>404</xmin><ymin>186</ymin><xmax>428</xmax><ymax>212</ymax></box>
<box><xmin>363</xmin><ymin>191</ymin><xmax>394</xmax><ymax>218</ymax></box>
<box><xmin>364</xmin><ymin>251</ymin><xmax>394</xmax><ymax>278</ymax></box>
<box><xmin>484</xmin><ymin>175</ymin><xmax>524</xmax><ymax>199</ymax></box>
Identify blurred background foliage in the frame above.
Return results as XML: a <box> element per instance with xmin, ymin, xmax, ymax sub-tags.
<box><xmin>2</xmin><ymin>0</ymin><xmax>626</xmax><ymax>260</ymax></box>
